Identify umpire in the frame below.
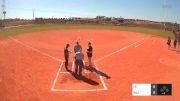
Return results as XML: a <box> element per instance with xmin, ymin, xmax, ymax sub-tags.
<box><xmin>74</xmin><ymin>41</ymin><xmax>82</xmax><ymax>53</ymax></box>
<box><xmin>74</xmin><ymin>49</ymin><xmax>84</xmax><ymax>76</ymax></box>
<box><xmin>64</xmin><ymin>44</ymin><xmax>70</xmax><ymax>71</ymax></box>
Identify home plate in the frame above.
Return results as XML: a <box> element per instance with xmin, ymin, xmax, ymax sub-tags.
<box><xmin>54</xmin><ymin>73</ymin><xmax>103</xmax><ymax>90</ymax></box>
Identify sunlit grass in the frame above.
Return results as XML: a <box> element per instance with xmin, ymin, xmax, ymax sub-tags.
<box><xmin>0</xmin><ymin>24</ymin><xmax>172</xmax><ymax>39</ymax></box>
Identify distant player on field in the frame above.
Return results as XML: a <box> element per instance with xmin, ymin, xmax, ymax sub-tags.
<box><xmin>167</xmin><ymin>36</ymin><xmax>171</xmax><ymax>50</ymax></box>
<box><xmin>173</xmin><ymin>39</ymin><xmax>177</xmax><ymax>49</ymax></box>
<box><xmin>177</xmin><ymin>28</ymin><xmax>180</xmax><ymax>53</ymax></box>
<box><xmin>64</xmin><ymin>44</ymin><xmax>71</xmax><ymax>71</ymax></box>
<box><xmin>173</xmin><ymin>25</ymin><xmax>180</xmax><ymax>53</ymax></box>
<box><xmin>86</xmin><ymin>42</ymin><xmax>93</xmax><ymax>67</ymax></box>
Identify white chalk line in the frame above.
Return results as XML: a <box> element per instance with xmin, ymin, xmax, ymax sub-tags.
<box><xmin>9</xmin><ymin>37</ymin><xmax>63</xmax><ymax>62</ymax></box>
<box><xmin>51</xmin><ymin>88</ymin><xmax>106</xmax><ymax>92</ymax></box>
<box><xmin>51</xmin><ymin>61</ymin><xmax>107</xmax><ymax>92</ymax></box>
<box><xmin>94</xmin><ymin>62</ymin><xmax>108</xmax><ymax>90</ymax></box>
<box><xmin>94</xmin><ymin>38</ymin><xmax>144</xmax><ymax>62</ymax></box>
<box><xmin>59</xmin><ymin>61</ymin><xmax>74</xmax><ymax>74</ymax></box>
<box><xmin>83</xmin><ymin>60</ymin><xmax>90</xmax><ymax>74</ymax></box>
<box><xmin>72</xmin><ymin>61</ymin><xmax>75</xmax><ymax>72</ymax></box>
<box><xmin>59</xmin><ymin>72</ymin><xmax>70</xmax><ymax>74</ymax></box>
<box><xmin>51</xmin><ymin>62</ymin><xmax>64</xmax><ymax>90</ymax></box>
<box><xmin>134</xmin><ymin>42</ymin><xmax>144</xmax><ymax>48</ymax></box>
<box><xmin>159</xmin><ymin>58</ymin><xmax>180</xmax><ymax>69</ymax></box>
<box><xmin>83</xmin><ymin>61</ymin><xmax>87</xmax><ymax>73</ymax></box>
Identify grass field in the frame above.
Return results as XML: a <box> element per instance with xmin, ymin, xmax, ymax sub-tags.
<box><xmin>0</xmin><ymin>24</ymin><xmax>173</xmax><ymax>38</ymax></box>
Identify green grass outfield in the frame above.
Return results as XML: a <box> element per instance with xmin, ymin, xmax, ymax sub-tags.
<box><xmin>0</xmin><ymin>24</ymin><xmax>173</xmax><ymax>39</ymax></box>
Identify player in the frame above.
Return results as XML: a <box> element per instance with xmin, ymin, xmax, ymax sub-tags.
<box><xmin>173</xmin><ymin>27</ymin><xmax>180</xmax><ymax>53</ymax></box>
<box><xmin>74</xmin><ymin>41</ymin><xmax>82</xmax><ymax>53</ymax></box>
<box><xmin>86</xmin><ymin>42</ymin><xmax>93</xmax><ymax>67</ymax></box>
<box><xmin>177</xmin><ymin>28</ymin><xmax>180</xmax><ymax>53</ymax></box>
<box><xmin>64</xmin><ymin>44</ymin><xmax>71</xmax><ymax>71</ymax></box>
<box><xmin>74</xmin><ymin>49</ymin><xmax>84</xmax><ymax>77</ymax></box>
<box><xmin>167</xmin><ymin>36</ymin><xmax>171</xmax><ymax>50</ymax></box>
<box><xmin>173</xmin><ymin>39</ymin><xmax>177</xmax><ymax>49</ymax></box>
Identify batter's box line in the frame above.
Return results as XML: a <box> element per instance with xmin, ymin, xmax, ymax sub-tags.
<box><xmin>51</xmin><ymin>61</ymin><xmax>108</xmax><ymax>92</ymax></box>
<box><xmin>59</xmin><ymin>61</ymin><xmax>74</xmax><ymax>74</ymax></box>
<box><xmin>51</xmin><ymin>88</ymin><xmax>106</xmax><ymax>92</ymax></box>
<box><xmin>83</xmin><ymin>61</ymin><xmax>91</xmax><ymax>74</ymax></box>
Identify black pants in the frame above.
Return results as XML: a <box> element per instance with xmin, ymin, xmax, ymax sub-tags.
<box><xmin>65</xmin><ymin>58</ymin><xmax>68</xmax><ymax>70</ymax></box>
<box><xmin>75</xmin><ymin>60</ymin><xmax>83</xmax><ymax>76</ymax></box>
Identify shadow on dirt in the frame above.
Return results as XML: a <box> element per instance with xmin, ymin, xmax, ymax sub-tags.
<box><xmin>66</xmin><ymin>65</ymin><xmax>110</xmax><ymax>86</ymax></box>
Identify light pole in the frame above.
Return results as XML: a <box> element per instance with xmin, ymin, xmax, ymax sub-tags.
<box><xmin>3</xmin><ymin>11</ymin><xmax>6</xmax><ymax>20</ymax></box>
<box><xmin>1</xmin><ymin>0</ymin><xmax>6</xmax><ymax>27</ymax></box>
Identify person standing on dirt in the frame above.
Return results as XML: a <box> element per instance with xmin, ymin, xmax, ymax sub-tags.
<box><xmin>176</xmin><ymin>28</ymin><xmax>180</xmax><ymax>53</ymax></box>
<box><xmin>173</xmin><ymin>27</ymin><xmax>180</xmax><ymax>53</ymax></box>
<box><xmin>167</xmin><ymin>36</ymin><xmax>171</xmax><ymax>50</ymax></box>
<box><xmin>86</xmin><ymin>42</ymin><xmax>93</xmax><ymax>67</ymax></box>
<box><xmin>74</xmin><ymin>49</ymin><xmax>84</xmax><ymax>77</ymax></box>
<box><xmin>167</xmin><ymin>36</ymin><xmax>171</xmax><ymax>49</ymax></box>
<box><xmin>74</xmin><ymin>41</ymin><xmax>82</xmax><ymax>53</ymax></box>
<box><xmin>64</xmin><ymin>44</ymin><xmax>71</xmax><ymax>71</ymax></box>
<box><xmin>174</xmin><ymin>39</ymin><xmax>177</xmax><ymax>49</ymax></box>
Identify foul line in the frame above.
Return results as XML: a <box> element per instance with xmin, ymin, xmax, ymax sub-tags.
<box><xmin>94</xmin><ymin>38</ymin><xmax>144</xmax><ymax>62</ymax></box>
<box><xmin>134</xmin><ymin>43</ymin><xmax>144</xmax><ymax>48</ymax></box>
<box><xmin>9</xmin><ymin>37</ymin><xmax>63</xmax><ymax>62</ymax></box>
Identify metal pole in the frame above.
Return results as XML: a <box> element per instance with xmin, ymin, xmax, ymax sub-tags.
<box><xmin>2</xmin><ymin>0</ymin><xmax>6</xmax><ymax>20</ymax></box>
<box><xmin>1</xmin><ymin>0</ymin><xmax>6</xmax><ymax>27</ymax></box>
<box><xmin>33</xmin><ymin>8</ymin><xmax>35</xmax><ymax>20</ymax></box>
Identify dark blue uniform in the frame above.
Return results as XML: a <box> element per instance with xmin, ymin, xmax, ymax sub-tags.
<box><xmin>64</xmin><ymin>47</ymin><xmax>69</xmax><ymax>70</ymax></box>
<box><xmin>87</xmin><ymin>46</ymin><xmax>93</xmax><ymax>57</ymax></box>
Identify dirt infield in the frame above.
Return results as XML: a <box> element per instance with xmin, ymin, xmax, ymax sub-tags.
<box><xmin>0</xmin><ymin>29</ymin><xmax>179</xmax><ymax>101</ymax></box>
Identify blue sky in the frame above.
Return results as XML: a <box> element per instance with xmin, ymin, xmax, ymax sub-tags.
<box><xmin>1</xmin><ymin>0</ymin><xmax>180</xmax><ymax>23</ymax></box>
